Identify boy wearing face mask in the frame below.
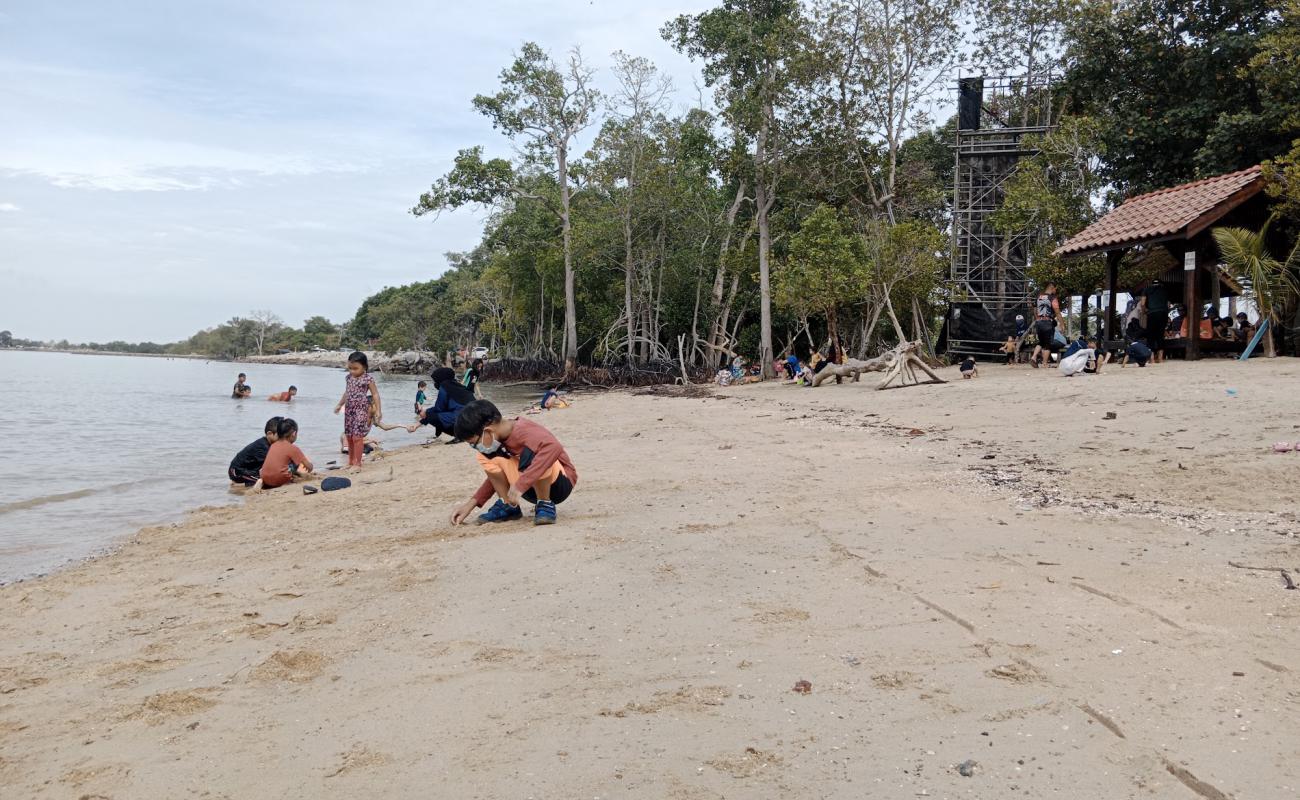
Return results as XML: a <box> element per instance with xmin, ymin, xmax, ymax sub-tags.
<box><xmin>449</xmin><ymin>400</ymin><xmax>579</xmax><ymax>526</ymax></box>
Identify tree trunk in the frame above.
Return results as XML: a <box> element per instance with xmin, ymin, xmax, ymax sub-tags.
<box><xmin>709</xmin><ymin>182</ymin><xmax>747</xmax><ymax>356</ymax></box>
<box><xmin>558</xmin><ymin>145</ymin><xmax>578</xmax><ymax>376</ymax></box>
<box><xmin>755</xmin><ymin>107</ymin><xmax>775</xmax><ymax>379</ymax></box>
<box><xmin>624</xmin><ymin>211</ymin><xmax>635</xmax><ymax>364</ymax></box>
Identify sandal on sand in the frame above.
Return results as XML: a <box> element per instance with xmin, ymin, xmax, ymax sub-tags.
<box><xmin>1272</xmin><ymin>442</ymin><xmax>1294</xmax><ymax>453</ymax></box>
<box><xmin>303</xmin><ymin>484</ymin><xmax>319</xmax><ymax>495</ymax></box>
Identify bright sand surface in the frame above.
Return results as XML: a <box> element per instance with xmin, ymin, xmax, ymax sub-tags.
<box><xmin>2</xmin><ymin>358</ymin><xmax>1298</xmax><ymax>799</ymax></box>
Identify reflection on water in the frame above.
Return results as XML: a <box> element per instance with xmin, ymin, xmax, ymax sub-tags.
<box><xmin>0</xmin><ymin>351</ymin><xmax>540</xmax><ymax>583</ymax></box>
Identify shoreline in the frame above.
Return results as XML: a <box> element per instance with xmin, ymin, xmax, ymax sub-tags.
<box><xmin>3</xmin><ymin>359</ymin><xmax>1298</xmax><ymax>797</ymax></box>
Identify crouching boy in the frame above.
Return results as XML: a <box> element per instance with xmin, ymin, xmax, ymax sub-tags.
<box><xmin>450</xmin><ymin>400</ymin><xmax>579</xmax><ymax>527</ymax></box>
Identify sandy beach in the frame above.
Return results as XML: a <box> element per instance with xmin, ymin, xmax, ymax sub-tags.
<box><xmin>2</xmin><ymin>358</ymin><xmax>1298</xmax><ymax>799</ymax></box>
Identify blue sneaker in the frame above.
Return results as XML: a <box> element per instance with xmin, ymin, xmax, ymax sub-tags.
<box><xmin>476</xmin><ymin>499</ymin><xmax>523</xmax><ymax>524</ymax></box>
<box><xmin>533</xmin><ymin>500</ymin><xmax>557</xmax><ymax>526</ymax></box>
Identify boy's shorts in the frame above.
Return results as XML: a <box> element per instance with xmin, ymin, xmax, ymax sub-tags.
<box><xmin>477</xmin><ymin>452</ymin><xmax>574</xmax><ymax>505</ymax></box>
<box><xmin>228</xmin><ymin>466</ymin><xmax>259</xmax><ymax>487</ymax></box>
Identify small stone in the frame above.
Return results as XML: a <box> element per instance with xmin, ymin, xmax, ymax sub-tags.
<box><xmin>958</xmin><ymin>759</ymin><xmax>978</xmax><ymax>777</ymax></box>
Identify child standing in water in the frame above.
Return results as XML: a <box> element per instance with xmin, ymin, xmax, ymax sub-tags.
<box><xmin>334</xmin><ymin>351</ymin><xmax>380</xmax><ymax>469</ymax></box>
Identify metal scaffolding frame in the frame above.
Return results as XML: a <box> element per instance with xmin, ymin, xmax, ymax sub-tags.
<box><xmin>948</xmin><ymin>73</ymin><xmax>1056</xmax><ymax>357</ymax></box>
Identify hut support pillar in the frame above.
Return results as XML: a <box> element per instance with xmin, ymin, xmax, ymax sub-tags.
<box><xmin>1182</xmin><ymin>244</ymin><xmax>1200</xmax><ymax>361</ymax></box>
<box><xmin>1105</xmin><ymin>249</ymin><xmax>1122</xmax><ymax>342</ymax></box>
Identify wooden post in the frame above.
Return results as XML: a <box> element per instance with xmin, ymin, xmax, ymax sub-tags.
<box><xmin>1210</xmin><ymin>250</ymin><xmax>1222</xmax><ymax>318</ymax></box>
<box><xmin>1081</xmin><ymin>292</ymin><xmax>1090</xmax><ymax>338</ymax></box>
<box><xmin>1181</xmin><ymin>242</ymin><xmax>1199</xmax><ymax>360</ymax></box>
<box><xmin>1105</xmin><ymin>249</ymin><xmax>1122</xmax><ymax>342</ymax></box>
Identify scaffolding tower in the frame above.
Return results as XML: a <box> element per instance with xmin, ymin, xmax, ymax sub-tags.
<box><xmin>947</xmin><ymin>73</ymin><xmax>1056</xmax><ymax>357</ymax></box>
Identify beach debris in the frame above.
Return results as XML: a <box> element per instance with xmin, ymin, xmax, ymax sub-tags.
<box><xmin>1272</xmin><ymin>442</ymin><xmax>1293</xmax><ymax>453</ymax></box>
<box><xmin>1225</xmin><ymin>388</ymin><xmax>1238</xmax><ymax>397</ymax></box>
<box><xmin>791</xmin><ymin>679</ymin><xmax>812</xmax><ymax>695</ymax></box>
<box><xmin>1232</xmin><ymin>671</ymin><xmax>1245</xmax><ymax>677</ymax></box>
<box><xmin>1103</xmin><ymin>411</ymin><xmax>1117</xmax><ymax>420</ymax></box>
<box><xmin>957</xmin><ymin>759</ymin><xmax>978</xmax><ymax>777</ymax></box>
<box><xmin>1228</xmin><ymin>561</ymin><xmax>1298</xmax><ymax>590</ymax></box>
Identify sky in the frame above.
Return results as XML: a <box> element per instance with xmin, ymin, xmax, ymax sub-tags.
<box><xmin>0</xmin><ymin>1</ymin><xmax>712</xmax><ymax>343</ymax></box>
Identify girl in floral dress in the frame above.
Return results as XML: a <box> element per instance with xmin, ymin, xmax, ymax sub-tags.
<box><xmin>334</xmin><ymin>351</ymin><xmax>381</xmax><ymax>469</ymax></box>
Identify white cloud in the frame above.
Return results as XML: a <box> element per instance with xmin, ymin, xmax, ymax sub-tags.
<box><xmin>0</xmin><ymin>203</ymin><xmax>20</xmax><ymax>212</ymax></box>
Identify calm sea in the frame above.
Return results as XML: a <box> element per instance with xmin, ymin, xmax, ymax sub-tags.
<box><xmin>0</xmin><ymin>351</ymin><xmax>539</xmax><ymax>583</ymax></box>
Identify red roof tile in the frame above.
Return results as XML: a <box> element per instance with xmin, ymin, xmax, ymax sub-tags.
<box><xmin>1054</xmin><ymin>166</ymin><xmax>1265</xmax><ymax>257</ymax></box>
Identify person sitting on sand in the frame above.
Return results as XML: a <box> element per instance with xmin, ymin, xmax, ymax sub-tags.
<box><xmin>1235</xmin><ymin>312</ymin><xmax>1255</xmax><ymax>342</ymax></box>
<box><xmin>784</xmin><ymin>353</ymin><xmax>800</xmax><ymax>380</ymax></box>
<box><xmin>449</xmin><ymin>400</ymin><xmax>578</xmax><ymax>527</ymax></box>
<box><xmin>960</xmin><ymin>356</ymin><xmax>979</xmax><ymax>379</ymax></box>
<box><xmin>258</xmin><ymin>418</ymin><xmax>314</xmax><ymax>489</ymax></box>
<box><xmin>412</xmin><ymin>367</ymin><xmax>476</xmax><ymax>439</ymax></box>
<box><xmin>232</xmin><ymin>373</ymin><xmax>252</xmax><ymax>398</ymax></box>
<box><xmin>1123</xmin><ymin>339</ymin><xmax>1152</xmax><ymax>367</ymax></box>
<box><xmin>540</xmin><ymin>385</ymin><xmax>570</xmax><ymax>410</ymax></box>
<box><xmin>1060</xmin><ymin>338</ymin><xmax>1106</xmax><ymax>376</ymax></box>
<box><xmin>268</xmin><ymin>386</ymin><xmax>297</xmax><ymax>402</ymax></box>
<box><xmin>228</xmin><ymin>416</ymin><xmax>282</xmax><ymax>487</ymax></box>
<box><xmin>1062</xmin><ymin>335</ymin><xmax>1088</xmax><ymax>360</ymax></box>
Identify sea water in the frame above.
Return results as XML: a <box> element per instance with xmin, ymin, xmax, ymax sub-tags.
<box><xmin>0</xmin><ymin>350</ymin><xmax>539</xmax><ymax>583</ymax></box>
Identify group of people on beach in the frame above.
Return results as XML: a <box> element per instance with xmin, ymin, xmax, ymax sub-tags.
<box><xmin>987</xmin><ymin>279</ymin><xmax>1261</xmax><ymax>376</ymax></box>
<box><xmin>225</xmin><ymin>352</ymin><xmax>579</xmax><ymax>526</ymax></box>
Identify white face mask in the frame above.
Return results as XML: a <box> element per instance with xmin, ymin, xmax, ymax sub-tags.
<box><xmin>471</xmin><ymin>432</ymin><xmax>499</xmax><ymax>454</ymax></box>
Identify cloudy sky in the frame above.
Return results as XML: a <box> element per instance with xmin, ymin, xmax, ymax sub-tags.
<box><xmin>0</xmin><ymin>1</ymin><xmax>709</xmax><ymax>342</ymax></box>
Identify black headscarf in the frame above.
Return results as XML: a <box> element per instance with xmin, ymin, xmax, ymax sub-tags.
<box><xmin>431</xmin><ymin>367</ymin><xmax>476</xmax><ymax>406</ymax></box>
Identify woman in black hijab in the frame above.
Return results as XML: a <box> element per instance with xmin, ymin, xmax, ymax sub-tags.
<box><xmin>416</xmin><ymin>367</ymin><xmax>475</xmax><ymax>440</ymax></box>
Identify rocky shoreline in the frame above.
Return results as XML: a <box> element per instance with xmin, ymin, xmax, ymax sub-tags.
<box><xmin>241</xmin><ymin>349</ymin><xmax>442</xmax><ymax>374</ymax></box>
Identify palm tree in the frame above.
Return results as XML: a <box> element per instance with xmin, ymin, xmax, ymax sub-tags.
<box><xmin>1213</xmin><ymin>216</ymin><xmax>1300</xmax><ymax>357</ymax></box>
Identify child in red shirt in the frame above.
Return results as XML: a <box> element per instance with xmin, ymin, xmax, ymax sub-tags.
<box><xmin>449</xmin><ymin>400</ymin><xmax>578</xmax><ymax>526</ymax></box>
<box><xmin>259</xmin><ymin>418</ymin><xmax>314</xmax><ymax>489</ymax></box>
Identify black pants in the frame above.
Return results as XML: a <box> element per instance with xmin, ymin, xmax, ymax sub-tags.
<box><xmin>1146</xmin><ymin>311</ymin><xmax>1168</xmax><ymax>351</ymax></box>
<box><xmin>228</xmin><ymin>466</ymin><xmax>259</xmax><ymax>487</ymax></box>
<box><xmin>1034</xmin><ymin>319</ymin><xmax>1055</xmax><ymax>348</ymax></box>
<box><xmin>523</xmin><ymin>473</ymin><xmax>573</xmax><ymax>505</ymax></box>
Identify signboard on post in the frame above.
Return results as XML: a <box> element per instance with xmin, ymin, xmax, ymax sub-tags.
<box><xmin>1184</xmin><ymin>251</ymin><xmax>1196</xmax><ymax>271</ymax></box>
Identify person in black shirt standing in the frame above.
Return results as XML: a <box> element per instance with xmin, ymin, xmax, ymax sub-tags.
<box><xmin>1140</xmin><ymin>279</ymin><xmax>1170</xmax><ymax>364</ymax></box>
<box><xmin>232</xmin><ymin>373</ymin><xmax>252</xmax><ymax>398</ymax></box>
<box><xmin>228</xmin><ymin>416</ymin><xmax>283</xmax><ymax>487</ymax></box>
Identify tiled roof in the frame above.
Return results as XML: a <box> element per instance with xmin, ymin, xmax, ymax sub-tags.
<box><xmin>1054</xmin><ymin>166</ymin><xmax>1265</xmax><ymax>257</ymax></box>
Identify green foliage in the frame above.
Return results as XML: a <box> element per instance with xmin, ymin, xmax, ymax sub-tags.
<box><xmin>777</xmin><ymin>204</ymin><xmax>867</xmax><ymax>321</ymax></box>
<box><xmin>1213</xmin><ymin>217</ymin><xmax>1300</xmax><ymax>331</ymax></box>
<box><xmin>992</xmin><ymin>116</ymin><xmax>1109</xmax><ymax>293</ymax></box>
<box><xmin>1063</xmin><ymin>0</ymin><xmax>1293</xmax><ymax>195</ymax></box>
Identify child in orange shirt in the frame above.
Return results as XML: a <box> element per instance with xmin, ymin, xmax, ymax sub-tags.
<box><xmin>258</xmin><ymin>418</ymin><xmax>314</xmax><ymax>489</ymax></box>
<box><xmin>449</xmin><ymin>400</ymin><xmax>578</xmax><ymax>527</ymax></box>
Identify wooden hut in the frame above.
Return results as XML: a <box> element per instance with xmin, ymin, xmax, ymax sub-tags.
<box><xmin>1053</xmin><ymin>166</ymin><xmax>1269</xmax><ymax>359</ymax></box>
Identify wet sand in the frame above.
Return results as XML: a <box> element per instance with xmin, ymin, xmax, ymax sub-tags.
<box><xmin>2</xmin><ymin>357</ymin><xmax>1298</xmax><ymax>798</ymax></box>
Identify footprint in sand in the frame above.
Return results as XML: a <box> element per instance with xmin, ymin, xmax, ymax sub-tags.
<box><xmin>747</xmin><ymin>607</ymin><xmax>810</xmax><ymax>625</ymax></box>
<box><xmin>599</xmin><ymin>685</ymin><xmax>731</xmax><ymax>717</ymax></box>
<box><xmin>249</xmin><ymin>649</ymin><xmax>327</xmax><ymax>683</ymax></box>
<box><xmin>124</xmin><ymin>688</ymin><xmax>220</xmax><ymax>725</ymax></box>
<box><xmin>324</xmin><ymin>745</ymin><xmax>391</xmax><ymax>778</ymax></box>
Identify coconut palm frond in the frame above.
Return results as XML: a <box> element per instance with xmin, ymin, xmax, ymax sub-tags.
<box><xmin>1213</xmin><ymin>224</ymin><xmax>1285</xmax><ymax>319</ymax></box>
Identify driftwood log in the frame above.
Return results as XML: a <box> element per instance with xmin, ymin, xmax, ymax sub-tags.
<box><xmin>811</xmin><ymin>341</ymin><xmax>947</xmax><ymax>390</ymax></box>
